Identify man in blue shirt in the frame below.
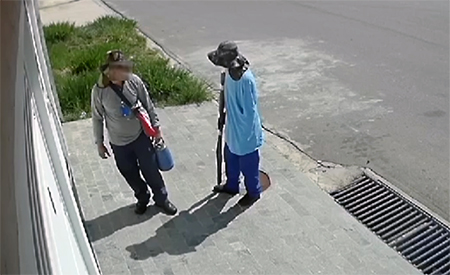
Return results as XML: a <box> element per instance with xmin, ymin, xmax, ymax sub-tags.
<box><xmin>208</xmin><ymin>41</ymin><xmax>264</xmax><ymax>206</ymax></box>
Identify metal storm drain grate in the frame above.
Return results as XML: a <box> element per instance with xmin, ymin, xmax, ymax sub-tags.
<box><xmin>331</xmin><ymin>174</ymin><xmax>450</xmax><ymax>275</ymax></box>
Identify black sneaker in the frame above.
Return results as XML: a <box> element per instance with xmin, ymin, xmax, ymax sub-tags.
<box><xmin>238</xmin><ymin>194</ymin><xmax>260</xmax><ymax>207</ymax></box>
<box><xmin>135</xmin><ymin>202</ymin><xmax>148</xmax><ymax>215</ymax></box>
<box><xmin>156</xmin><ymin>200</ymin><xmax>177</xmax><ymax>216</ymax></box>
<box><xmin>213</xmin><ymin>184</ymin><xmax>239</xmax><ymax>196</ymax></box>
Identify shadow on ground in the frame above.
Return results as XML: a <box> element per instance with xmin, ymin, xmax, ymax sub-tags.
<box><xmin>85</xmin><ymin>203</ymin><xmax>160</xmax><ymax>242</ymax></box>
<box><xmin>126</xmin><ymin>193</ymin><xmax>248</xmax><ymax>260</ymax></box>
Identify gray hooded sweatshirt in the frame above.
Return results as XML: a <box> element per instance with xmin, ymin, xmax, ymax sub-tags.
<box><xmin>91</xmin><ymin>73</ymin><xmax>160</xmax><ymax>146</ymax></box>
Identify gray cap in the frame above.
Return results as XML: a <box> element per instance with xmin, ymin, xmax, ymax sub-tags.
<box><xmin>100</xmin><ymin>50</ymin><xmax>133</xmax><ymax>71</ymax></box>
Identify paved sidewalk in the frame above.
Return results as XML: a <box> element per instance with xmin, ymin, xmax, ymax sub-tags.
<box><xmin>39</xmin><ymin>0</ymin><xmax>114</xmax><ymax>25</ymax></box>
<box><xmin>64</xmin><ymin>102</ymin><xmax>418</xmax><ymax>275</ymax></box>
<box><xmin>40</xmin><ymin>0</ymin><xmax>418</xmax><ymax>273</ymax></box>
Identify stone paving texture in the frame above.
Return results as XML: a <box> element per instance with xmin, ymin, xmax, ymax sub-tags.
<box><xmin>41</xmin><ymin>0</ymin><xmax>420</xmax><ymax>273</ymax></box>
<box><xmin>63</xmin><ymin>102</ymin><xmax>419</xmax><ymax>275</ymax></box>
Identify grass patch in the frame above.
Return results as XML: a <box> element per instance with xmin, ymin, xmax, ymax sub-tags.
<box><xmin>44</xmin><ymin>16</ymin><xmax>210</xmax><ymax>121</ymax></box>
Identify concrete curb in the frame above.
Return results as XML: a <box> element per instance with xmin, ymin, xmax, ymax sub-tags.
<box><xmin>95</xmin><ymin>0</ymin><xmax>187</xmax><ymax>70</ymax></box>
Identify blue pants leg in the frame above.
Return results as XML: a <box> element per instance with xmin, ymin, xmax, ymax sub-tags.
<box><xmin>224</xmin><ymin>144</ymin><xmax>240</xmax><ymax>193</ymax></box>
<box><xmin>132</xmin><ymin>133</ymin><xmax>168</xmax><ymax>205</ymax></box>
<box><xmin>111</xmin><ymin>140</ymin><xmax>150</xmax><ymax>204</ymax></box>
<box><xmin>240</xmin><ymin>149</ymin><xmax>262</xmax><ymax>198</ymax></box>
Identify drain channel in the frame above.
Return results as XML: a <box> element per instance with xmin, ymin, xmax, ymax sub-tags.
<box><xmin>331</xmin><ymin>173</ymin><xmax>450</xmax><ymax>275</ymax></box>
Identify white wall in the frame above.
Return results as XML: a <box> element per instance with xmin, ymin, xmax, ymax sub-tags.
<box><xmin>1</xmin><ymin>0</ymin><xmax>100</xmax><ymax>274</ymax></box>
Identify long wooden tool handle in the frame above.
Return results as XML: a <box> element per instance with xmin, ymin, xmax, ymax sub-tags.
<box><xmin>218</xmin><ymin>71</ymin><xmax>226</xmax><ymax>133</ymax></box>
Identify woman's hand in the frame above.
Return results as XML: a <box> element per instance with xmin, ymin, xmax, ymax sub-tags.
<box><xmin>154</xmin><ymin>127</ymin><xmax>162</xmax><ymax>139</ymax></box>
<box><xmin>97</xmin><ymin>143</ymin><xmax>110</xmax><ymax>159</ymax></box>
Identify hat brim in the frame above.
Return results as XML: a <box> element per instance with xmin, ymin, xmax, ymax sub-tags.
<box><xmin>207</xmin><ymin>50</ymin><xmax>219</xmax><ymax>65</ymax></box>
<box><xmin>100</xmin><ymin>60</ymin><xmax>133</xmax><ymax>72</ymax></box>
<box><xmin>109</xmin><ymin>60</ymin><xmax>133</xmax><ymax>68</ymax></box>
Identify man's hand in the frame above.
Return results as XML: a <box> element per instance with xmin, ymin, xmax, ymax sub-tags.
<box><xmin>97</xmin><ymin>143</ymin><xmax>110</xmax><ymax>159</ymax></box>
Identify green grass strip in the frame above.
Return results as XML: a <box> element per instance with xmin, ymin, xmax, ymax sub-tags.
<box><xmin>44</xmin><ymin>16</ymin><xmax>211</xmax><ymax>121</ymax></box>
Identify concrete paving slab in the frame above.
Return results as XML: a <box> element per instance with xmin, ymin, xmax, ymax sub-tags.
<box><xmin>63</xmin><ymin>102</ymin><xmax>420</xmax><ymax>274</ymax></box>
<box><xmin>40</xmin><ymin>0</ymin><xmax>115</xmax><ymax>26</ymax></box>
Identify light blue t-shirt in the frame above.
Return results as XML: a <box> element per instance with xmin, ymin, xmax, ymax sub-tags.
<box><xmin>224</xmin><ymin>69</ymin><xmax>264</xmax><ymax>156</ymax></box>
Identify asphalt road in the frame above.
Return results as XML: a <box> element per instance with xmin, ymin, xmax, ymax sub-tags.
<box><xmin>104</xmin><ymin>0</ymin><xmax>449</xmax><ymax>220</ymax></box>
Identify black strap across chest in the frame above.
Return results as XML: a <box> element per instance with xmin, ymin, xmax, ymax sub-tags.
<box><xmin>110</xmin><ymin>82</ymin><xmax>134</xmax><ymax>108</ymax></box>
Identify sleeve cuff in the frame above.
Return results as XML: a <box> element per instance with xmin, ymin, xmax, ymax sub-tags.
<box><xmin>95</xmin><ymin>139</ymin><xmax>104</xmax><ymax>145</ymax></box>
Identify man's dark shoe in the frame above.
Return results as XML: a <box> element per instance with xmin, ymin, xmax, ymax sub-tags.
<box><xmin>213</xmin><ymin>184</ymin><xmax>239</xmax><ymax>195</ymax></box>
<box><xmin>135</xmin><ymin>202</ymin><xmax>148</xmax><ymax>215</ymax></box>
<box><xmin>238</xmin><ymin>194</ymin><xmax>260</xmax><ymax>207</ymax></box>
<box><xmin>156</xmin><ymin>200</ymin><xmax>177</xmax><ymax>216</ymax></box>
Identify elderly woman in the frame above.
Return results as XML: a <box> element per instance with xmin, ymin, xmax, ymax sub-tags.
<box><xmin>91</xmin><ymin>50</ymin><xmax>177</xmax><ymax>215</ymax></box>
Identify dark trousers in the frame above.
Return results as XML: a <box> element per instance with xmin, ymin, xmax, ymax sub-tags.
<box><xmin>224</xmin><ymin>143</ymin><xmax>262</xmax><ymax>197</ymax></box>
<box><xmin>111</xmin><ymin>133</ymin><xmax>168</xmax><ymax>205</ymax></box>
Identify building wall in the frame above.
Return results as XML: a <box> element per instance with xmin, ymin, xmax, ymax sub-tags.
<box><xmin>1</xmin><ymin>1</ymin><xmax>22</xmax><ymax>273</ymax></box>
<box><xmin>0</xmin><ymin>1</ymin><xmax>100</xmax><ymax>274</ymax></box>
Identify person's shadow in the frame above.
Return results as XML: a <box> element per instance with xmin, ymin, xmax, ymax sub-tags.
<box><xmin>84</xmin><ymin>204</ymin><xmax>160</xmax><ymax>242</ymax></box>
<box><xmin>126</xmin><ymin>193</ymin><xmax>248</xmax><ymax>260</ymax></box>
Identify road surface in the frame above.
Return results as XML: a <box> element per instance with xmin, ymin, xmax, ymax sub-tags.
<box><xmin>104</xmin><ymin>0</ymin><xmax>449</xmax><ymax>220</ymax></box>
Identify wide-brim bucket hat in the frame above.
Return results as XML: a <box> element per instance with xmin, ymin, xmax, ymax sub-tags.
<box><xmin>207</xmin><ymin>41</ymin><xmax>239</xmax><ymax>67</ymax></box>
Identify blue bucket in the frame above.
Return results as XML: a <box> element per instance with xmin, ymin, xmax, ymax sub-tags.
<box><xmin>154</xmin><ymin>139</ymin><xmax>174</xmax><ymax>172</ymax></box>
